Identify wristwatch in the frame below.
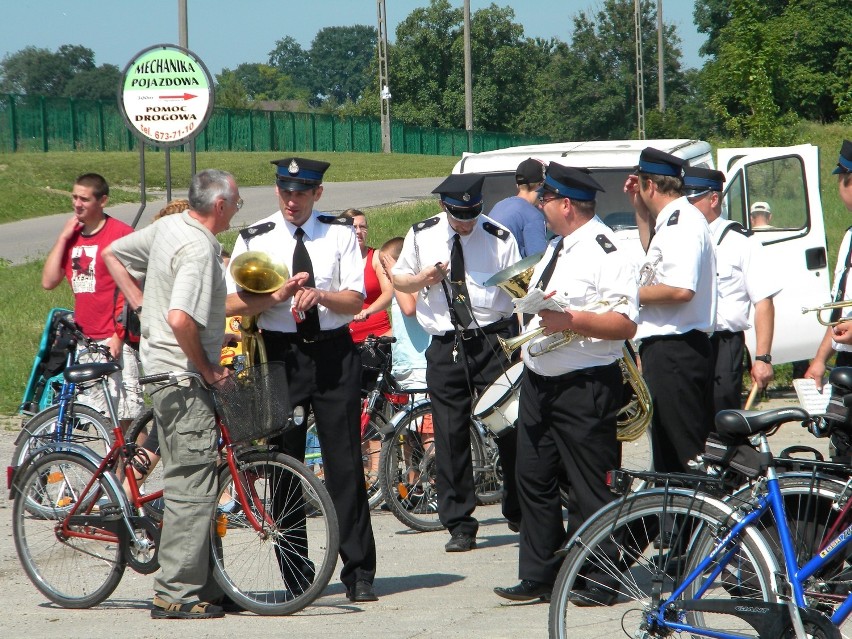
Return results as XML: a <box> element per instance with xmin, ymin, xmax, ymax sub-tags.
<box><xmin>133</xmin><ymin>305</ymin><xmax>142</xmax><ymax>315</ymax></box>
<box><xmin>755</xmin><ymin>354</ymin><xmax>772</xmax><ymax>364</ymax></box>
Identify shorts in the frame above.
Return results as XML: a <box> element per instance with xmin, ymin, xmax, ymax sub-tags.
<box><xmin>77</xmin><ymin>340</ymin><xmax>145</xmax><ymax>421</ymax></box>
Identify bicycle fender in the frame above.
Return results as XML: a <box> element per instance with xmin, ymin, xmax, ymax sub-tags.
<box><xmin>385</xmin><ymin>398</ymin><xmax>433</xmax><ymax>436</ymax></box>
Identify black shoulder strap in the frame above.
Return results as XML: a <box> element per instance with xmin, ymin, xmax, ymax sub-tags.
<box><xmin>482</xmin><ymin>221</ymin><xmax>510</xmax><ymax>241</ymax></box>
<box><xmin>412</xmin><ymin>216</ymin><xmax>440</xmax><ymax>233</ymax></box>
<box><xmin>717</xmin><ymin>220</ymin><xmax>751</xmax><ymax>246</ymax></box>
<box><xmin>830</xmin><ymin>226</ymin><xmax>852</xmax><ymax>321</ymax></box>
<box><xmin>239</xmin><ymin>221</ymin><xmax>275</xmax><ymax>248</ymax></box>
<box><xmin>318</xmin><ymin>214</ymin><xmax>353</xmax><ymax>226</ymax></box>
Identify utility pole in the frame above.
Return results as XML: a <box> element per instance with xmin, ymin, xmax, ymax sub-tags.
<box><xmin>178</xmin><ymin>0</ymin><xmax>188</xmax><ymax>48</ymax></box>
<box><xmin>376</xmin><ymin>0</ymin><xmax>392</xmax><ymax>153</ymax></box>
<box><xmin>463</xmin><ymin>0</ymin><xmax>473</xmax><ymax>151</ymax></box>
<box><xmin>634</xmin><ymin>0</ymin><xmax>646</xmax><ymax>140</ymax></box>
<box><xmin>657</xmin><ymin>0</ymin><xmax>665</xmax><ymax>112</ymax></box>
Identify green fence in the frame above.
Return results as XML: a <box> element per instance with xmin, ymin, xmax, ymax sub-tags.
<box><xmin>0</xmin><ymin>93</ymin><xmax>549</xmax><ymax>155</ymax></box>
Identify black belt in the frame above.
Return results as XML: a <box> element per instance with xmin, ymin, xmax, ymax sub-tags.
<box><xmin>437</xmin><ymin>317</ymin><xmax>516</xmax><ymax>341</ymax></box>
<box><xmin>264</xmin><ymin>325</ymin><xmax>350</xmax><ymax>345</ymax></box>
<box><xmin>711</xmin><ymin>330</ymin><xmax>743</xmax><ymax>338</ymax></box>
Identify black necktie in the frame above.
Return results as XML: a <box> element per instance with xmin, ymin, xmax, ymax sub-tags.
<box><xmin>293</xmin><ymin>227</ymin><xmax>321</xmax><ymax>337</ymax></box>
<box><xmin>450</xmin><ymin>234</ymin><xmax>474</xmax><ymax>328</ymax></box>
<box><xmin>524</xmin><ymin>238</ymin><xmax>563</xmax><ymax>325</ymax></box>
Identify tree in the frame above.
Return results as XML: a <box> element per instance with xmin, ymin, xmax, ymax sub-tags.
<box><xmin>701</xmin><ymin>0</ymin><xmax>851</xmax><ymax>142</ymax></box>
<box><xmin>308</xmin><ymin>25</ymin><xmax>377</xmax><ymax>106</ymax></box>
<box><xmin>389</xmin><ymin>0</ymin><xmax>550</xmax><ymax>131</ymax></box>
<box><xmin>0</xmin><ymin>45</ymin><xmax>96</xmax><ymax>96</ymax></box>
<box><xmin>63</xmin><ymin>64</ymin><xmax>121</xmax><ymax>101</ymax></box>
<box><xmin>268</xmin><ymin>36</ymin><xmax>311</xmax><ymax>87</ymax></box>
<box><xmin>215</xmin><ymin>64</ymin><xmax>309</xmax><ymax>109</ymax></box>
<box><xmin>517</xmin><ymin>0</ymin><xmax>688</xmax><ymax>141</ymax></box>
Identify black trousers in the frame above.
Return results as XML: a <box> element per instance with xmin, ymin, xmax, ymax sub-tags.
<box><xmin>264</xmin><ymin>330</ymin><xmax>377</xmax><ymax>589</ymax></box>
<box><xmin>640</xmin><ymin>330</ymin><xmax>714</xmax><ymax>474</ymax></box>
<box><xmin>515</xmin><ymin>362</ymin><xmax>622</xmax><ymax>585</ymax></box>
<box><xmin>710</xmin><ymin>330</ymin><xmax>745</xmax><ymax>413</ymax></box>
<box><xmin>425</xmin><ymin>325</ymin><xmax>519</xmax><ymax>536</ymax></box>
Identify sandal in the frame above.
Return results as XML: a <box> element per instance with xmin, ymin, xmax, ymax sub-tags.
<box><xmin>150</xmin><ymin>595</ymin><xmax>225</xmax><ymax>619</ymax></box>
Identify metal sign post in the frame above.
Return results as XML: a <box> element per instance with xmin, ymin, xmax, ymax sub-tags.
<box><xmin>117</xmin><ymin>43</ymin><xmax>214</xmax><ymax>227</ymax></box>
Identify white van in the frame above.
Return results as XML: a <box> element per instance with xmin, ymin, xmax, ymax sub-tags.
<box><xmin>453</xmin><ymin>139</ymin><xmax>829</xmax><ymax>365</ymax></box>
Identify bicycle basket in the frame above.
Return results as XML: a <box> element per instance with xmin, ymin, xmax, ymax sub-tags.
<box><xmin>212</xmin><ymin>362</ymin><xmax>293</xmax><ymax>444</ymax></box>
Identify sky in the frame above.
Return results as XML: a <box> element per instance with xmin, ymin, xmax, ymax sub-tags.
<box><xmin>1</xmin><ymin>0</ymin><xmax>706</xmax><ymax>80</ymax></box>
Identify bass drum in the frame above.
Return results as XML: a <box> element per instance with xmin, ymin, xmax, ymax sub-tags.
<box><xmin>472</xmin><ymin>361</ymin><xmax>524</xmax><ymax>435</ymax></box>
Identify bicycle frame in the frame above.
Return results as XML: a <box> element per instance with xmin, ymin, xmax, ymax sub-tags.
<box><xmin>635</xmin><ymin>434</ymin><xmax>852</xmax><ymax>638</ymax></box>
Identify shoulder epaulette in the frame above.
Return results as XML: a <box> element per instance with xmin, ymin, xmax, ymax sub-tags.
<box><xmin>595</xmin><ymin>234</ymin><xmax>617</xmax><ymax>253</ymax></box>
<box><xmin>318</xmin><ymin>214</ymin><xmax>352</xmax><ymax>226</ymax></box>
<box><xmin>240</xmin><ymin>221</ymin><xmax>275</xmax><ymax>242</ymax></box>
<box><xmin>667</xmin><ymin>210</ymin><xmax>680</xmax><ymax>226</ymax></box>
<box><xmin>718</xmin><ymin>220</ymin><xmax>751</xmax><ymax>245</ymax></box>
<box><xmin>412</xmin><ymin>217</ymin><xmax>440</xmax><ymax>232</ymax></box>
<box><xmin>482</xmin><ymin>221</ymin><xmax>510</xmax><ymax>241</ymax></box>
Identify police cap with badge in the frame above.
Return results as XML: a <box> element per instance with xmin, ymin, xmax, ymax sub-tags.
<box><xmin>833</xmin><ymin>139</ymin><xmax>852</xmax><ymax>175</ymax></box>
<box><xmin>637</xmin><ymin>147</ymin><xmax>685</xmax><ymax>178</ymax></box>
<box><xmin>271</xmin><ymin>157</ymin><xmax>330</xmax><ymax>191</ymax></box>
<box><xmin>682</xmin><ymin>166</ymin><xmax>725</xmax><ymax>198</ymax></box>
<box><xmin>433</xmin><ymin>173</ymin><xmax>486</xmax><ymax>220</ymax></box>
<box><xmin>539</xmin><ymin>161</ymin><xmax>605</xmax><ymax>201</ymax></box>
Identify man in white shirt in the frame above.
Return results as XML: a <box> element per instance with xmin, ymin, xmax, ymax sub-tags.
<box><xmin>625</xmin><ymin>147</ymin><xmax>717</xmax><ymax>474</ymax></box>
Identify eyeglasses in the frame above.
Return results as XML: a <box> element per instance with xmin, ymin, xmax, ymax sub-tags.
<box><xmin>537</xmin><ymin>194</ymin><xmax>564</xmax><ymax>206</ymax></box>
<box><xmin>235</xmin><ymin>197</ymin><xmax>244</xmax><ymax>210</ymax></box>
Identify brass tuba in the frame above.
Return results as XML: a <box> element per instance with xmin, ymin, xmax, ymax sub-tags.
<box><xmin>616</xmin><ymin>343</ymin><xmax>652</xmax><ymax>442</ymax></box>
<box><xmin>487</xmin><ymin>257</ymin><xmax>651</xmax><ymax>442</ymax></box>
<box><xmin>230</xmin><ymin>251</ymin><xmax>289</xmax><ymax>367</ymax></box>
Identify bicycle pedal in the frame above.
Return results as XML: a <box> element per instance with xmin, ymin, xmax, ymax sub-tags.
<box><xmin>99</xmin><ymin>504</ymin><xmax>122</xmax><ymax>521</ymax></box>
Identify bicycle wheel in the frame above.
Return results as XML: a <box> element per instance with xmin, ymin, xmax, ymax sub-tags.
<box><xmin>730</xmin><ymin>472</ymin><xmax>852</xmax><ymax>635</ymax></box>
<box><xmin>472</xmin><ymin>424</ymin><xmax>503</xmax><ymax>505</ymax></box>
<box><xmin>379</xmin><ymin>402</ymin><xmax>443</xmax><ymax>532</ymax></box>
<box><xmin>12</xmin><ymin>451</ymin><xmax>126</xmax><ymax>608</ymax></box>
<box><xmin>210</xmin><ymin>451</ymin><xmax>340</xmax><ymax>615</ymax></box>
<box><xmin>125</xmin><ymin>408</ymin><xmax>165</xmax><ymax>521</ymax></box>
<box><xmin>549</xmin><ymin>490</ymin><xmax>777</xmax><ymax>639</ymax></box>
<box><xmin>12</xmin><ymin>403</ymin><xmax>112</xmax><ymax>469</ymax></box>
<box><xmin>304</xmin><ymin>413</ymin><xmax>385</xmax><ymax>510</ymax></box>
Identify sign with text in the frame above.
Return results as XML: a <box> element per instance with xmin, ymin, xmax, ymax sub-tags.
<box><xmin>118</xmin><ymin>44</ymin><xmax>214</xmax><ymax>147</ymax></box>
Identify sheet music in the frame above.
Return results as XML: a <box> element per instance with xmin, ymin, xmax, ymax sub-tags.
<box><xmin>511</xmin><ymin>288</ymin><xmax>567</xmax><ymax>314</ymax></box>
<box><xmin>793</xmin><ymin>377</ymin><xmax>831</xmax><ymax>415</ymax></box>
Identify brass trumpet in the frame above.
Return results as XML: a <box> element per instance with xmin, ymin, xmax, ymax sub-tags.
<box><xmin>801</xmin><ymin>300</ymin><xmax>852</xmax><ymax>327</ymax></box>
<box><xmin>498</xmin><ymin>297</ymin><xmax>629</xmax><ymax>358</ymax></box>
<box><xmin>230</xmin><ymin>251</ymin><xmax>290</xmax><ymax>367</ymax></box>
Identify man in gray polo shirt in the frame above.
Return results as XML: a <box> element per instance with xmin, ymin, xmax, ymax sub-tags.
<box><xmin>103</xmin><ymin>169</ymin><xmax>242</xmax><ymax>619</ymax></box>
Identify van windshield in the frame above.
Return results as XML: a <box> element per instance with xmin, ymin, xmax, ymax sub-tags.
<box><xmin>481</xmin><ymin>169</ymin><xmax>636</xmax><ymax>231</ymax></box>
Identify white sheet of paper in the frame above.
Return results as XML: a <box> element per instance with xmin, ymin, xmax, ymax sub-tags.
<box><xmin>511</xmin><ymin>288</ymin><xmax>567</xmax><ymax>314</ymax></box>
<box><xmin>793</xmin><ymin>377</ymin><xmax>831</xmax><ymax>415</ymax></box>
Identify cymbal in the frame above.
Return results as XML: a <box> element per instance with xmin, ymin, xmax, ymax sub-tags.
<box><xmin>484</xmin><ymin>252</ymin><xmax>543</xmax><ymax>288</ymax></box>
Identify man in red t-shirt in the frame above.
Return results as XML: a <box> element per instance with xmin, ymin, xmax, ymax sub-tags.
<box><xmin>42</xmin><ymin>173</ymin><xmax>143</xmax><ymax>428</ymax></box>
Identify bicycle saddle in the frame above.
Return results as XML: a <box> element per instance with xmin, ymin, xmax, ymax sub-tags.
<box><xmin>64</xmin><ymin>361</ymin><xmax>121</xmax><ymax>384</ymax></box>
<box><xmin>714</xmin><ymin>406</ymin><xmax>810</xmax><ymax>441</ymax></box>
<box><xmin>829</xmin><ymin>366</ymin><xmax>852</xmax><ymax>393</ymax></box>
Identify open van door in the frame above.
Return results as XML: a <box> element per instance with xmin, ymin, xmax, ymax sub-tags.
<box><xmin>717</xmin><ymin>144</ymin><xmax>829</xmax><ymax>364</ymax></box>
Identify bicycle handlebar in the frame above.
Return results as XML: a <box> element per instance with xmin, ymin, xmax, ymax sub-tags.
<box><xmin>139</xmin><ymin>371</ymin><xmax>204</xmax><ymax>386</ymax></box>
<box><xmin>57</xmin><ymin>315</ymin><xmax>113</xmax><ymax>360</ymax></box>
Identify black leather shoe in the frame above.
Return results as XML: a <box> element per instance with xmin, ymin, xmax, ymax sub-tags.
<box><xmin>347</xmin><ymin>579</ymin><xmax>378</xmax><ymax>603</ymax></box>
<box><xmin>445</xmin><ymin>532</ymin><xmax>477</xmax><ymax>552</ymax></box>
<box><xmin>569</xmin><ymin>585</ymin><xmax>620</xmax><ymax>607</ymax></box>
<box><xmin>507</xmin><ymin>520</ymin><xmax>520</xmax><ymax>533</ymax></box>
<box><xmin>494</xmin><ymin>580</ymin><xmax>552</xmax><ymax>602</ymax></box>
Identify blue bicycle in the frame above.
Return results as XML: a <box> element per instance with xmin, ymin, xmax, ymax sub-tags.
<box><xmin>548</xmin><ymin>401</ymin><xmax>852</xmax><ymax>639</ymax></box>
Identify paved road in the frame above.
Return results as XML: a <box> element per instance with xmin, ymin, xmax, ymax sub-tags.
<box><xmin>1</xmin><ymin>391</ymin><xmax>825</xmax><ymax>639</ymax></box>
<box><xmin>0</xmin><ymin>177</ymin><xmax>442</xmax><ymax>266</ymax></box>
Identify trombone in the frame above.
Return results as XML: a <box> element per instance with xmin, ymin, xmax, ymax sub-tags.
<box><xmin>801</xmin><ymin>300</ymin><xmax>852</xmax><ymax>327</ymax></box>
<box><xmin>230</xmin><ymin>251</ymin><xmax>290</xmax><ymax>367</ymax></box>
<box><xmin>498</xmin><ymin>297</ymin><xmax>629</xmax><ymax>358</ymax></box>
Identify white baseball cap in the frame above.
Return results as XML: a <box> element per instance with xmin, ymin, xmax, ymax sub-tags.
<box><xmin>750</xmin><ymin>201</ymin><xmax>771</xmax><ymax>214</ymax></box>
